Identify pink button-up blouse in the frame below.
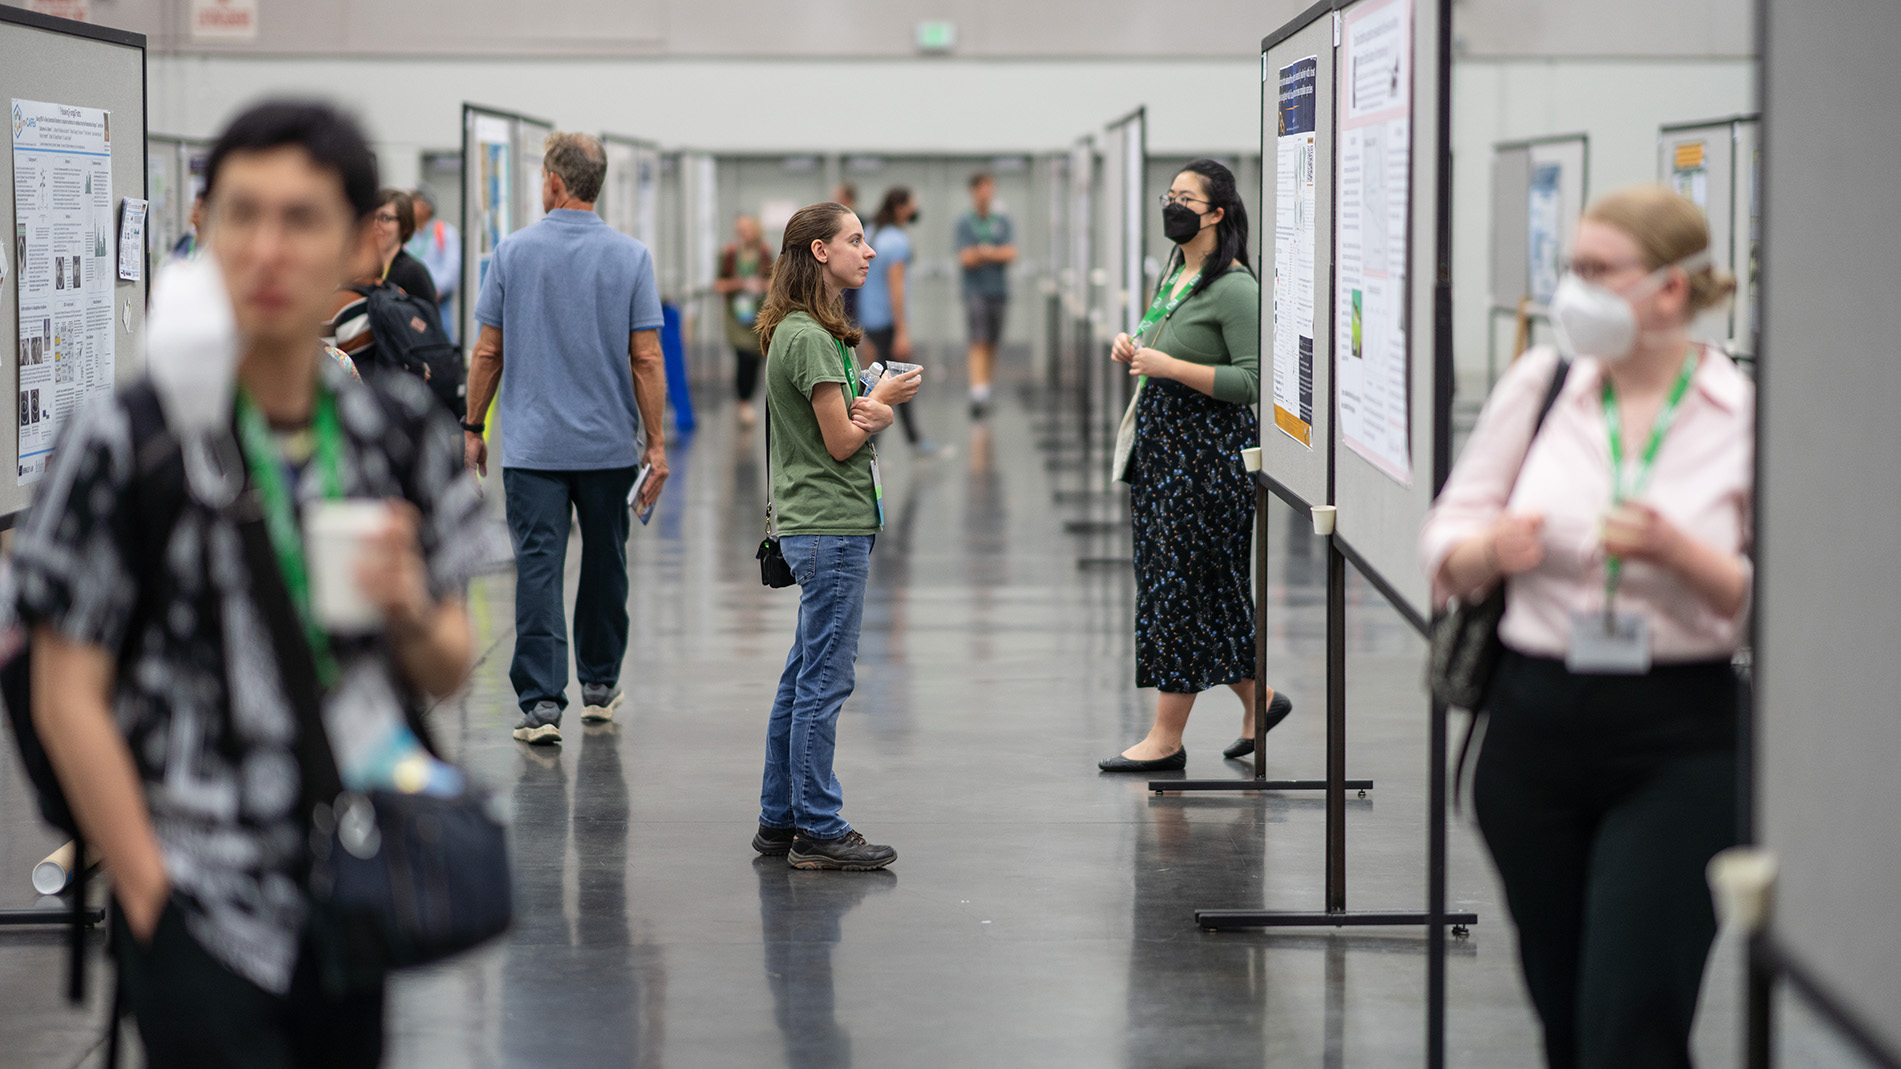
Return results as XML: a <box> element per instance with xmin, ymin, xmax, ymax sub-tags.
<box><xmin>1419</xmin><ymin>344</ymin><xmax>1754</xmax><ymax>664</ymax></box>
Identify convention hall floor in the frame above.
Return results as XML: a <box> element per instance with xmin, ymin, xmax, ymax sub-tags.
<box><xmin>1</xmin><ymin>367</ymin><xmax>1776</xmax><ymax>1067</ymax></box>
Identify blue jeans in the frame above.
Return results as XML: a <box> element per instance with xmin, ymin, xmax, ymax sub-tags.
<box><xmin>759</xmin><ymin>534</ymin><xmax>873</xmax><ymax>840</ymax></box>
<box><xmin>503</xmin><ymin>466</ymin><xmax>637</xmax><ymax>713</ymax></box>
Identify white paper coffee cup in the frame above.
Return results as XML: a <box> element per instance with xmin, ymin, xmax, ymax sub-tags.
<box><xmin>304</xmin><ymin>501</ymin><xmax>391</xmax><ymax>634</ymax></box>
<box><xmin>1311</xmin><ymin>504</ymin><xmax>1337</xmax><ymax>537</ymax></box>
<box><xmin>1707</xmin><ymin>846</ymin><xmax>1777</xmax><ymax>933</ymax></box>
<box><xmin>1240</xmin><ymin>447</ymin><xmax>1262</xmax><ymax>473</ymax></box>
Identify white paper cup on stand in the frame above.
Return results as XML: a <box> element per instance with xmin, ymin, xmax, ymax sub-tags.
<box><xmin>1310</xmin><ymin>505</ymin><xmax>1337</xmax><ymax>537</ymax></box>
<box><xmin>305</xmin><ymin>501</ymin><xmax>391</xmax><ymax>634</ymax></box>
<box><xmin>1240</xmin><ymin>447</ymin><xmax>1262</xmax><ymax>473</ymax></box>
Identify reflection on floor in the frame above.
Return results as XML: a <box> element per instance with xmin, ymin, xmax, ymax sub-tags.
<box><xmin>0</xmin><ymin>369</ymin><xmax>1774</xmax><ymax>1068</ymax></box>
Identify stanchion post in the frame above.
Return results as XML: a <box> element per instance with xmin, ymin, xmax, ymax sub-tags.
<box><xmin>1326</xmin><ymin>534</ymin><xmax>1348</xmax><ymax>912</ymax></box>
<box><xmin>1427</xmin><ymin>696</ymin><xmax>1450</xmax><ymax>1069</ymax></box>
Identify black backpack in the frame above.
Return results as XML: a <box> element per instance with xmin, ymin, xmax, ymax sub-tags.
<box><xmin>347</xmin><ymin>282</ymin><xmax>465</xmax><ymax>418</ymax></box>
<box><xmin>0</xmin><ymin>381</ymin><xmax>185</xmax><ymax>1023</ymax></box>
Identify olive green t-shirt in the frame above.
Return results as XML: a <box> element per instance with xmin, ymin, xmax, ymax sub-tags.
<box><xmin>765</xmin><ymin>311</ymin><xmax>881</xmax><ymax>535</ymax></box>
<box><xmin>1150</xmin><ymin>266</ymin><xmax>1260</xmax><ymax>405</ymax></box>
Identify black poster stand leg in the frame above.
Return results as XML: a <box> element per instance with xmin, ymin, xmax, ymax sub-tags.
<box><xmin>1151</xmin><ymin>483</ymin><xmax>1370</xmax><ymax>795</ymax></box>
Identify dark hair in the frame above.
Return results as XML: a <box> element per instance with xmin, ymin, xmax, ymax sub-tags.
<box><xmin>1167</xmin><ymin>158</ymin><xmax>1253</xmax><ymax>302</ymax></box>
<box><xmin>755</xmin><ymin>203</ymin><xmax>864</xmax><ymax>352</ymax></box>
<box><xmin>873</xmin><ymin>186</ymin><xmax>913</xmax><ymax>229</ymax></box>
<box><xmin>205</xmin><ymin>100</ymin><xmax>379</xmax><ymax>220</ymax></box>
<box><xmin>968</xmin><ymin>171</ymin><xmax>993</xmax><ymax>190</ymax></box>
<box><xmin>377</xmin><ymin>188</ymin><xmax>416</xmax><ymax>243</ymax></box>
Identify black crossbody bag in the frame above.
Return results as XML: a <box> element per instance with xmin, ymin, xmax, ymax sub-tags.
<box><xmin>1426</xmin><ymin>356</ymin><xmax>1572</xmax><ymax>712</ymax></box>
<box><xmin>756</xmin><ymin>407</ymin><xmax>796</xmax><ymax>588</ymax></box>
<box><xmin>234</xmin><ymin>493</ymin><xmax>512</xmax><ymax>995</ymax></box>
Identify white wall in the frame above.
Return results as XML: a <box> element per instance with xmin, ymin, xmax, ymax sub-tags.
<box><xmin>147</xmin><ymin>54</ymin><xmax>1266</xmax><ymax>188</ymax></box>
<box><xmin>1449</xmin><ymin>58</ymin><xmax>1757</xmax><ymax>398</ymax></box>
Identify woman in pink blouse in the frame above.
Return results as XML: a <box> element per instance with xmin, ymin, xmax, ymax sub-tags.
<box><xmin>1420</xmin><ymin>187</ymin><xmax>1750</xmax><ymax>1069</ymax></box>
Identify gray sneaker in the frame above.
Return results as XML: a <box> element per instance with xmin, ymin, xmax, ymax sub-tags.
<box><xmin>512</xmin><ymin>701</ymin><xmax>563</xmax><ymax>745</ymax></box>
<box><xmin>580</xmin><ymin>684</ymin><xmax>623</xmax><ymax>723</ymax></box>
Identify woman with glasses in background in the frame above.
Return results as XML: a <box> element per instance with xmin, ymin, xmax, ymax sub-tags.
<box><xmin>1098</xmin><ymin>159</ymin><xmax>1295</xmax><ymax>773</ymax></box>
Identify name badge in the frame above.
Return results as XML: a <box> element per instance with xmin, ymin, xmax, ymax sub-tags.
<box><xmin>1567</xmin><ymin>611</ymin><xmax>1652</xmax><ymax>675</ymax></box>
<box><xmin>869</xmin><ymin>458</ymin><xmax>885</xmax><ymax>527</ymax></box>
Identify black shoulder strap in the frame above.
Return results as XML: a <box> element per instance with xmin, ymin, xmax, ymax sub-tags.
<box><xmin>1531</xmin><ymin>356</ymin><xmax>1573</xmax><ymax>439</ymax></box>
<box><xmin>233</xmin><ymin>498</ymin><xmax>346</xmax><ymax>815</ymax></box>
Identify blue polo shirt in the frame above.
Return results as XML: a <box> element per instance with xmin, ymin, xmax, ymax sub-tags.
<box><xmin>474</xmin><ymin>209</ymin><xmax>664</xmax><ymax>470</ymax></box>
<box><xmin>858</xmin><ymin>224</ymin><xmax>911</xmax><ymax>331</ymax></box>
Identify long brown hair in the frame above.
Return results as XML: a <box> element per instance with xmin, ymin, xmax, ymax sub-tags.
<box><xmin>754</xmin><ymin>202</ymin><xmax>864</xmax><ymax>352</ymax></box>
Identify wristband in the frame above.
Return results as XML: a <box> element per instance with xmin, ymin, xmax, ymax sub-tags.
<box><xmin>461</xmin><ymin>421</ymin><xmax>485</xmax><ymax>434</ymax></box>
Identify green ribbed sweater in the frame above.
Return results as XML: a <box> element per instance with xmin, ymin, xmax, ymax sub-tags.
<box><xmin>1149</xmin><ymin>266</ymin><xmax>1260</xmax><ymax>405</ymax></box>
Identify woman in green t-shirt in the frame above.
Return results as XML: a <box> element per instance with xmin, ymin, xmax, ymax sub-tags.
<box><xmin>749</xmin><ymin>202</ymin><xmax>921</xmax><ymax>871</ymax></box>
<box><xmin>1098</xmin><ymin>159</ymin><xmax>1296</xmax><ymax>773</ymax></box>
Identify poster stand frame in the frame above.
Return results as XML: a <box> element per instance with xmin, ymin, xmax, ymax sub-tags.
<box><xmin>1164</xmin><ymin>4</ymin><xmax>1472</xmax><ymax>1068</ymax></box>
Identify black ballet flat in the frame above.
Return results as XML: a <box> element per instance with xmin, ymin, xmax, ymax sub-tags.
<box><xmin>1223</xmin><ymin>692</ymin><xmax>1296</xmax><ymax>760</ymax></box>
<box><xmin>1098</xmin><ymin>748</ymin><xmax>1187</xmax><ymax>773</ymax></box>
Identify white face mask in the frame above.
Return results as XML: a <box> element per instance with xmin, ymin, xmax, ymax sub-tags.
<box><xmin>145</xmin><ymin>255</ymin><xmax>244</xmax><ymax>505</ymax></box>
<box><xmin>1549</xmin><ymin>251</ymin><xmax>1708</xmax><ymax>363</ymax></box>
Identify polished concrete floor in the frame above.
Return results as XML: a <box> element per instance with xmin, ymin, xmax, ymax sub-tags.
<box><xmin>0</xmin><ymin>360</ymin><xmax>1837</xmax><ymax>1067</ymax></box>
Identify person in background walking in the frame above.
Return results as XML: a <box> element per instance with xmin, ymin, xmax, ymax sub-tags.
<box><xmin>750</xmin><ymin>201</ymin><xmax>920</xmax><ymax>871</ymax></box>
<box><xmin>1098</xmin><ymin>160</ymin><xmax>1291</xmax><ymax>772</ymax></box>
<box><xmin>832</xmin><ymin>182</ymin><xmax>861</xmax><ymax>323</ymax></box>
<box><xmin>954</xmin><ymin>172</ymin><xmax>1015</xmax><ymax>418</ymax></box>
<box><xmin>371</xmin><ymin>188</ymin><xmax>439</xmax><ymax>308</ymax></box>
<box><xmin>466</xmin><ymin>131</ymin><xmax>669</xmax><ymax>746</ymax></box>
<box><xmin>408</xmin><ymin>187</ymin><xmax>462</xmax><ymax>342</ymax></box>
<box><xmin>1420</xmin><ymin>186</ymin><xmax>1749</xmax><ymax>1068</ymax></box>
<box><xmin>716</xmin><ymin>215</ymin><xmax>774</xmax><ymax>428</ymax></box>
<box><xmin>860</xmin><ymin>186</ymin><xmax>937</xmax><ymax>454</ymax></box>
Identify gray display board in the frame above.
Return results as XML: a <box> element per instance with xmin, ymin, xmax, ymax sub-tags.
<box><xmin>0</xmin><ymin>9</ymin><xmax>146</xmax><ymax>525</ymax></box>
<box><xmin>1259</xmin><ymin>12</ymin><xmax>1336</xmax><ymax>511</ymax></box>
<box><xmin>460</xmin><ymin>104</ymin><xmax>555</xmax><ymax>359</ymax></box>
<box><xmin>1094</xmin><ymin>110</ymin><xmax>1145</xmax><ymax>466</ymax></box>
<box><xmin>1489</xmin><ymin>134</ymin><xmax>1587</xmax><ymax>313</ymax></box>
<box><xmin>600</xmin><ymin>133</ymin><xmax>662</xmax><ymax>258</ymax></box>
<box><xmin>1657</xmin><ymin>116</ymin><xmax>1753</xmax><ymax>348</ymax></box>
<box><xmin>1757</xmin><ymin>0</ymin><xmax>1901</xmax><ymax>1059</ymax></box>
<box><xmin>1328</xmin><ymin>0</ymin><xmax>1448</xmax><ymax>621</ymax></box>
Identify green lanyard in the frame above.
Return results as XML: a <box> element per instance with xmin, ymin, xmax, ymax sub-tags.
<box><xmin>235</xmin><ymin>385</ymin><xmax>347</xmax><ymax>686</ymax></box>
<box><xmin>1601</xmin><ymin>350</ymin><xmax>1699</xmax><ymax>603</ymax></box>
<box><xmin>832</xmin><ymin>338</ymin><xmax>858</xmax><ymax>399</ymax></box>
<box><xmin>1133</xmin><ymin>265</ymin><xmax>1200</xmax><ymax>385</ymax></box>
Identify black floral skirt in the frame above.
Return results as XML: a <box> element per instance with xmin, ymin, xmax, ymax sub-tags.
<box><xmin>1128</xmin><ymin>378</ymin><xmax>1258</xmax><ymax>693</ymax></box>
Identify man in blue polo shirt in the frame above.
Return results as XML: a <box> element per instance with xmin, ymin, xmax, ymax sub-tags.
<box><xmin>465</xmin><ymin>131</ymin><xmax>667</xmax><ymax>745</ymax></box>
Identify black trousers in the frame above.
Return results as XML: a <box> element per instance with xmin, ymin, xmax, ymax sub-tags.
<box><xmin>115</xmin><ymin>898</ymin><xmax>385</xmax><ymax>1068</ymax></box>
<box><xmin>736</xmin><ymin>347</ymin><xmax>762</xmax><ymax>402</ymax></box>
<box><xmin>1475</xmin><ymin>651</ymin><xmax>1739</xmax><ymax>1069</ymax></box>
<box><xmin>863</xmin><ymin>326</ymin><xmax>920</xmax><ymax>445</ymax></box>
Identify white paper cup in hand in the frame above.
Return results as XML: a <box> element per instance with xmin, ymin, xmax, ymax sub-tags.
<box><xmin>1240</xmin><ymin>447</ymin><xmax>1262</xmax><ymax>473</ymax></box>
<box><xmin>1311</xmin><ymin>504</ymin><xmax>1337</xmax><ymax>537</ymax></box>
<box><xmin>305</xmin><ymin>501</ymin><xmax>392</xmax><ymax>634</ymax></box>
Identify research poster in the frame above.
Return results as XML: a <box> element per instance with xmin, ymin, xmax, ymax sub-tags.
<box><xmin>1335</xmin><ymin>0</ymin><xmax>1413</xmax><ymax>485</ymax></box>
<box><xmin>473</xmin><ymin>114</ymin><xmax>511</xmax><ymax>294</ymax></box>
<box><xmin>1272</xmin><ymin>56</ymin><xmax>1319</xmax><ymax>447</ymax></box>
<box><xmin>1526</xmin><ymin>162</ymin><xmax>1562</xmax><ymax>306</ymax></box>
<box><xmin>12</xmin><ymin>99</ymin><xmax>116</xmax><ymax>486</ymax></box>
<box><xmin>1671</xmin><ymin>140</ymin><xmax>1709</xmax><ymax>209</ymax></box>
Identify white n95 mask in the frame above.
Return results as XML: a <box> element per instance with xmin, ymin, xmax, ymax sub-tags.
<box><xmin>1549</xmin><ymin>251</ymin><xmax>1709</xmax><ymax>363</ymax></box>
<box><xmin>145</xmin><ymin>255</ymin><xmax>244</xmax><ymax>506</ymax></box>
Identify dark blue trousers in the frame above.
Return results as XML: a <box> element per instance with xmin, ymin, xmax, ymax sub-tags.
<box><xmin>503</xmin><ymin>466</ymin><xmax>637</xmax><ymax>712</ymax></box>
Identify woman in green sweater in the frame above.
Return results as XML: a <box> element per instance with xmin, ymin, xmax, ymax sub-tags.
<box><xmin>751</xmin><ymin>202</ymin><xmax>921</xmax><ymax>869</ymax></box>
<box><xmin>1098</xmin><ymin>159</ymin><xmax>1294</xmax><ymax>772</ymax></box>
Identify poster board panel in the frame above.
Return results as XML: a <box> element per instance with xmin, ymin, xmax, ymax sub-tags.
<box><xmin>1487</xmin><ymin>144</ymin><xmax>1530</xmax><ymax>312</ymax></box>
<box><xmin>1758</xmin><ymin>0</ymin><xmax>1901</xmax><ymax>1057</ymax></box>
<box><xmin>1731</xmin><ymin>117</ymin><xmax>1759</xmax><ymax>355</ymax></box>
<box><xmin>0</xmin><ymin>10</ymin><xmax>146</xmax><ymax>522</ymax></box>
<box><xmin>1330</xmin><ymin>0</ymin><xmax>1444</xmax><ymax>621</ymax></box>
<box><xmin>1260</xmin><ymin>11</ymin><xmax>1335</xmax><ymax>509</ymax></box>
<box><xmin>1658</xmin><ymin>119</ymin><xmax>1736</xmax><ymax>344</ymax></box>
